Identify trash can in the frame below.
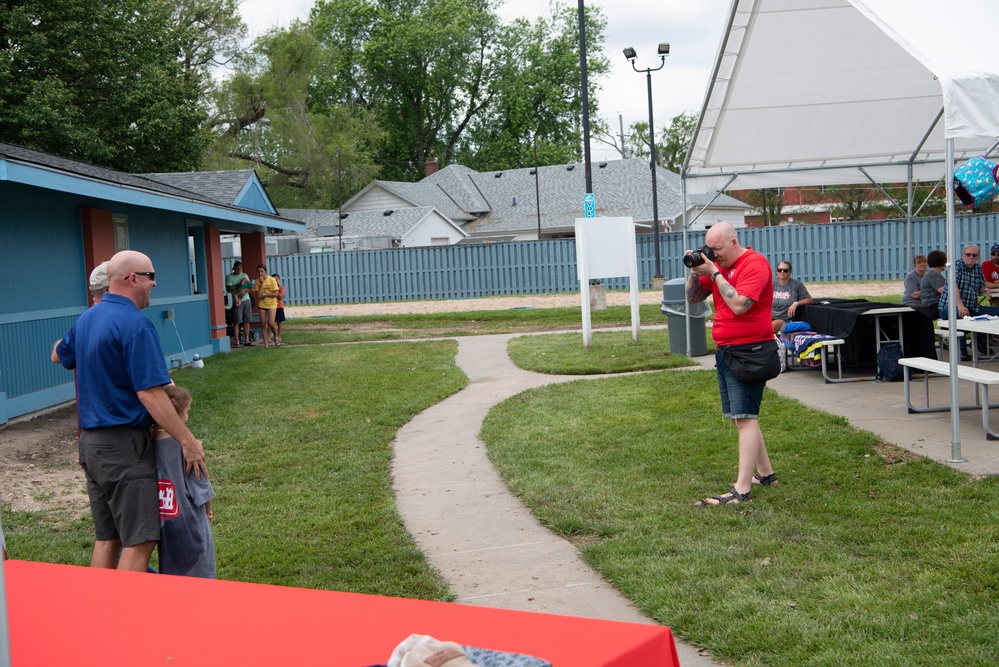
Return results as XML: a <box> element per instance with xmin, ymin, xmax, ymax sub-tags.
<box><xmin>661</xmin><ymin>278</ymin><xmax>711</xmax><ymax>356</ymax></box>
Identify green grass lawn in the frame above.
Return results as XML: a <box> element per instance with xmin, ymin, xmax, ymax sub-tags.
<box><xmin>11</xmin><ymin>284</ymin><xmax>986</xmax><ymax>666</ymax></box>
<box><xmin>507</xmin><ymin>328</ymin><xmax>702</xmax><ymax>374</ymax></box>
<box><xmin>4</xmin><ymin>341</ymin><xmax>464</xmax><ymax>599</ymax></box>
<box><xmin>481</xmin><ymin>366</ymin><xmax>999</xmax><ymax>666</ymax></box>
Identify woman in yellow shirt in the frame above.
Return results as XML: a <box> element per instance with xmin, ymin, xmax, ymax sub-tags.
<box><xmin>254</xmin><ymin>264</ymin><xmax>280</xmax><ymax>347</ymax></box>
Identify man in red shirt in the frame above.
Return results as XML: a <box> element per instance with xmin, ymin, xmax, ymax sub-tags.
<box><xmin>685</xmin><ymin>222</ymin><xmax>778</xmax><ymax>505</ymax></box>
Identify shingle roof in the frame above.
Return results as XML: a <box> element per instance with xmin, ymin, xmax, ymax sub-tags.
<box><xmin>0</xmin><ymin>142</ymin><xmax>219</xmax><ymax>203</ymax></box>
<box><xmin>0</xmin><ymin>142</ymin><xmax>290</xmax><ymax>224</ymax></box>
<box><xmin>143</xmin><ymin>170</ymin><xmax>257</xmax><ymax>207</ymax></box>
<box><xmin>278</xmin><ymin>208</ymin><xmax>336</xmax><ymax>235</ymax></box>
<box><xmin>372</xmin><ymin>180</ymin><xmax>476</xmax><ymax>222</ymax></box>
<box><xmin>419</xmin><ymin>159</ymin><xmax>749</xmax><ymax>234</ymax></box>
<box><xmin>280</xmin><ymin>206</ymin><xmax>465</xmax><ymax>240</ymax></box>
<box><xmin>288</xmin><ymin>158</ymin><xmax>749</xmax><ymax>239</ymax></box>
<box><xmin>421</xmin><ymin>164</ymin><xmax>491</xmax><ymax>213</ymax></box>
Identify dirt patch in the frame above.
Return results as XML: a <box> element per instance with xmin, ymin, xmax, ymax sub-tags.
<box><xmin>0</xmin><ymin>405</ymin><xmax>89</xmax><ymax>515</ymax></box>
<box><xmin>873</xmin><ymin>441</ymin><xmax>923</xmax><ymax>465</ymax></box>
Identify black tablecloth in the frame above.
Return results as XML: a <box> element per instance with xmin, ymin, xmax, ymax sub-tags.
<box><xmin>797</xmin><ymin>298</ymin><xmax>936</xmax><ymax>366</ymax></box>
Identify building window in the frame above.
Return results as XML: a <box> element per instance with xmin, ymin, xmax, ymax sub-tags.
<box><xmin>113</xmin><ymin>214</ymin><xmax>128</xmax><ymax>251</ymax></box>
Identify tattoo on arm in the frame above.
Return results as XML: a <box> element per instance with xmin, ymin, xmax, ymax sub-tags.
<box><xmin>719</xmin><ymin>282</ymin><xmax>737</xmax><ymax>300</ymax></box>
<box><xmin>686</xmin><ymin>275</ymin><xmax>709</xmax><ymax>302</ymax></box>
<box><xmin>742</xmin><ymin>296</ymin><xmax>755</xmax><ymax>313</ymax></box>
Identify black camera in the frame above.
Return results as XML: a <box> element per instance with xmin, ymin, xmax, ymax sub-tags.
<box><xmin>683</xmin><ymin>245</ymin><xmax>716</xmax><ymax>268</ymax></box>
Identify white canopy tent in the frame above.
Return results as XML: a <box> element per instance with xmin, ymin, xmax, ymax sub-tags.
<box><xmin>682</xmin><ymin>0</ymin><xmax>999</xmax><ymax>461</ymax></box>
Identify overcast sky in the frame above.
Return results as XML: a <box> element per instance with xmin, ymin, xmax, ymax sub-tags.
<box><xmin>236</xmin><ymin>0</ymin><xmax>732</xmax><ymax>161</ymax></box>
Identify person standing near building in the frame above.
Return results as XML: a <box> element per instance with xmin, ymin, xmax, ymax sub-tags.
<box><xmin>686</xmin><ymin>222</ymin><xmax>778</xmax><ymax>505</ymax></box>
<box><xmin>254</xmin><ymin>263</ymin><xmax>280</xmax><ymax>347</ymax></box>
<box><xmin>273</xmin><ymin>273</ymin><xmax>286</xmax><ymax>346</ymax></box>
<box><xmin>89</xmin><ymin>261</ymin><xmax>109</xmax><ymax>303</ymax></box>
<box><xmin>225</xmin><ymin>261</ymin><xmax>253</xmax><ymax>347</ymax></box>
<box><xmin>155</xmin><ymin>383</ymin><xmax>216</xmax><ymax>578</ymax></box>
<box><xmin>51</xmin><ymin>250</ymin><xmax>207</xmax><ymax>571</ymax></box>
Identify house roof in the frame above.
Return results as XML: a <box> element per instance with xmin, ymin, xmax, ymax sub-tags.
<box><xmin>143</xmin><ymin>170</ymin><xmax>277</xmax><ymax>214</ymax></box>
<box><xmin>339</xmin><ymin>179</ymin><xmax>475</xmax><ymax>222</ymax></box>
<box><xmin>298</xmin><ymin>158</ymin><xmax>747</xmax><ymax>240</ymax></box>
<box><xmin>280</xmin><ymin>206</ymin><xmax>467</xmax><ymax>240</ymax></box>
<box><xmin>429</xmin><ymin>159</ymin><xmax>748</xmax><ymax>234</ymax></box>
<box><xmin>0</xmin><ymin>142</ymin><xmax>300</xmax><ymax>232</ymax></box>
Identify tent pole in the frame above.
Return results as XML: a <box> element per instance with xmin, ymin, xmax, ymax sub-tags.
<box><xmin>945</xmin><ymin>138</ymin><xmax>965</xmax><ymax>462</ymax></box>
<box><xmin>906</xmin><ymin>163</ymin><xmax>914</xmax><ymax>266</ymax></box>
<box><xmin>681</xmin><ymin>172</ymin><xmax>691</xmax><ymax>358</ymax></box>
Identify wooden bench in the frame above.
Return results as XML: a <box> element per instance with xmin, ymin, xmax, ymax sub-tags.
<box><xmin>899</xmin><ymin>356</ymin><xmax>999</xmax><ymax>440</ymax></box>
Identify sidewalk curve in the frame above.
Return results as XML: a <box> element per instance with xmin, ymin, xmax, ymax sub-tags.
<box><xmin>391</xmin><ymin>333</ymin><xmax>722</xmax><ymax>667</ymax></box>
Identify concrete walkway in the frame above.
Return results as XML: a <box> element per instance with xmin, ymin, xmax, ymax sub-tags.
<box><xmin>391</xmin><ymin>334</ymin><xmax>721</xmax><ymax>667</ymax></box>
<box><xmin>391</xmin><ymin>332</ymin><xmax>999</xmax><ymax>667</ymax></box>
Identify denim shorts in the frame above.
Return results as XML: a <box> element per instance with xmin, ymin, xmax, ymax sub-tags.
<box><xmin>715</xmin><ymin>348</ymin><xmax>765</xmax><ymax>419</ymax></box>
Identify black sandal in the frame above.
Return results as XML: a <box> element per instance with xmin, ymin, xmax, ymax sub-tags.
<box><xmin>696</xmin><ymin>486</ymin><xmax>751</xmax><ymax>506</ymax></box>
<box><xmin>752</xmin><ymin>472</ymin><xmax>779</xmax><ymax>486</ymax></box>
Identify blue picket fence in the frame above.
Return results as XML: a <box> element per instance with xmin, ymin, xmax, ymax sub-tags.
<box><xmin>257</xmin><ymin>214</ymin><xmax>999</xmax><ymax>306</ymax></box>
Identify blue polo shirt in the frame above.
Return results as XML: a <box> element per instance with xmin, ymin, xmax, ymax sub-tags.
<box><xmin>56</xmin><ymin>293</ymin><xmax>171</xmax><ymax>429</ymax></box>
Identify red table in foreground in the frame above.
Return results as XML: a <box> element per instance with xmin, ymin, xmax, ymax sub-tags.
<box><xmin>4</xmin><ymin>560</ymin><xmax>679</xmax><ymax>666</ymax></box>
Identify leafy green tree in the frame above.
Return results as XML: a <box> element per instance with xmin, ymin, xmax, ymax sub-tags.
<box><xmin>311</xmin><ymin>0</ymin><xmax>503</xmax><ymax>180</ymax></box>
<box><xmin>658</xmin><ymin>111</ymin><xmax>697</xmax><ymax>172</ymax></box>
<box><xmin>0</xmin><ymin>0</ymin><xmax>209</xmax><ymax>172</ymax></box>
<box><xmin>454</xmin><ymin>4</ymin><xmax>609</xmax><ymax>171</ymax></box>
<box><xmin>741</xmin><ymin>188</ymin><xmax>785</xmax><ymax>226</ymax></box>
<box><xmin>170</xmin><ymin>0</ymin><xmax>246</xmax><ymax>75</ymax></box>
<box><xmin>824</xmin><ymin>185</ymin><xmax>879</xmax><ymax>221</ymax></box>
<box><xmin>625</xmin><ymin>111</ymin><xmax>696</xmax><ymax>172</ymax></box>
<box><xmin>206</xmin><ymin>23</ymin><xmax>383</xmax><ymax>208</ymax></box>
<box><xmin>310</xmin><ymin>0</ymin><xmax>607</xmax><ymax>178</ymax></box>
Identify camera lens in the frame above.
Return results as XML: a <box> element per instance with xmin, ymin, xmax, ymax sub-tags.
<box><xmin>683</xmin><ymin>252</ymin><xmax>704</xmax><ymax>268</ymax></box>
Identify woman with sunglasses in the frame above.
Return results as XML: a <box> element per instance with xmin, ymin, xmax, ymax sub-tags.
<box><xmin>771</xmin><ymin>261</ymin><xmax>812</xmax><ymax>334</ymax></box>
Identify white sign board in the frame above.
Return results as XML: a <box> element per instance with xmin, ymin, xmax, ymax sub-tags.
<box><xmin>574</xmin><ymin>217</ymin><xmax>641</xmax><ymax>347</ymax></box>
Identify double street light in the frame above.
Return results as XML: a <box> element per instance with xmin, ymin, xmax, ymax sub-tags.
<box><xmin>624</xmin><ymin>43</ymin><xmax>670</xmax><ymax>279</ymax></box>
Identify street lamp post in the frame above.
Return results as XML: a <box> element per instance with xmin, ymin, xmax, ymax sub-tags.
<box><xmin>624</xmin><ymin>43</ymin><xmax>670</xmax><ymax>279</ymax></box>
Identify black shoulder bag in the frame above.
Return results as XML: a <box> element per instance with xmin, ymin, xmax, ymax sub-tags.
<box><xmin>722</xmin><ymin>339</ymin><xmax>782</xmax><ymax>383</ymax></box>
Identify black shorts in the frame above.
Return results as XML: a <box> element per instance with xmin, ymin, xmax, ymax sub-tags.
<box><xmin>79</xmin><ymin>427</ymin><xmax>160</xmax><ymax>547</ymax></box>
<box><xmin>276</xmin><ymin>307</ymin><xmax>286</xmax><ymax>323</ymax></box>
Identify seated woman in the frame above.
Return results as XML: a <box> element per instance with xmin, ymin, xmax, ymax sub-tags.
<box><xmin>919</xmin><ymin>249</ymin><xmax>947</xmax><ymax>320</ymax></box>
<box><xmin>771</xmin><ymin>260</ymin><xmax>812</xmax><ymax>334</ymax></box>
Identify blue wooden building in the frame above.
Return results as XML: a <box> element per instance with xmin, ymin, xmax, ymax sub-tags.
<box><xmin>0</xmin><ymin>143</ymin><xmax>304</xmax><ymax>424</ymax></box>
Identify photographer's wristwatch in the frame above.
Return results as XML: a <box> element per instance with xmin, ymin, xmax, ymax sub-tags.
<box><xmin>711</xmin><ymin>271</ymin><xmax>722</xmax><ymax>281</ymax></box>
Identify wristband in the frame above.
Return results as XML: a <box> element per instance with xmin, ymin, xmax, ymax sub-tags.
<box><xmin>711</xmin><ymin>271</ymin><xmax>722</xmax><ymax>281</ymax></box>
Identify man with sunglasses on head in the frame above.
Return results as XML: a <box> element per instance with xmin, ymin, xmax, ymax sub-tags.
<box><xmin>52</xmin><ymin>250</ymin><xmax>207</xmax><ymax>572</ymax></box>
